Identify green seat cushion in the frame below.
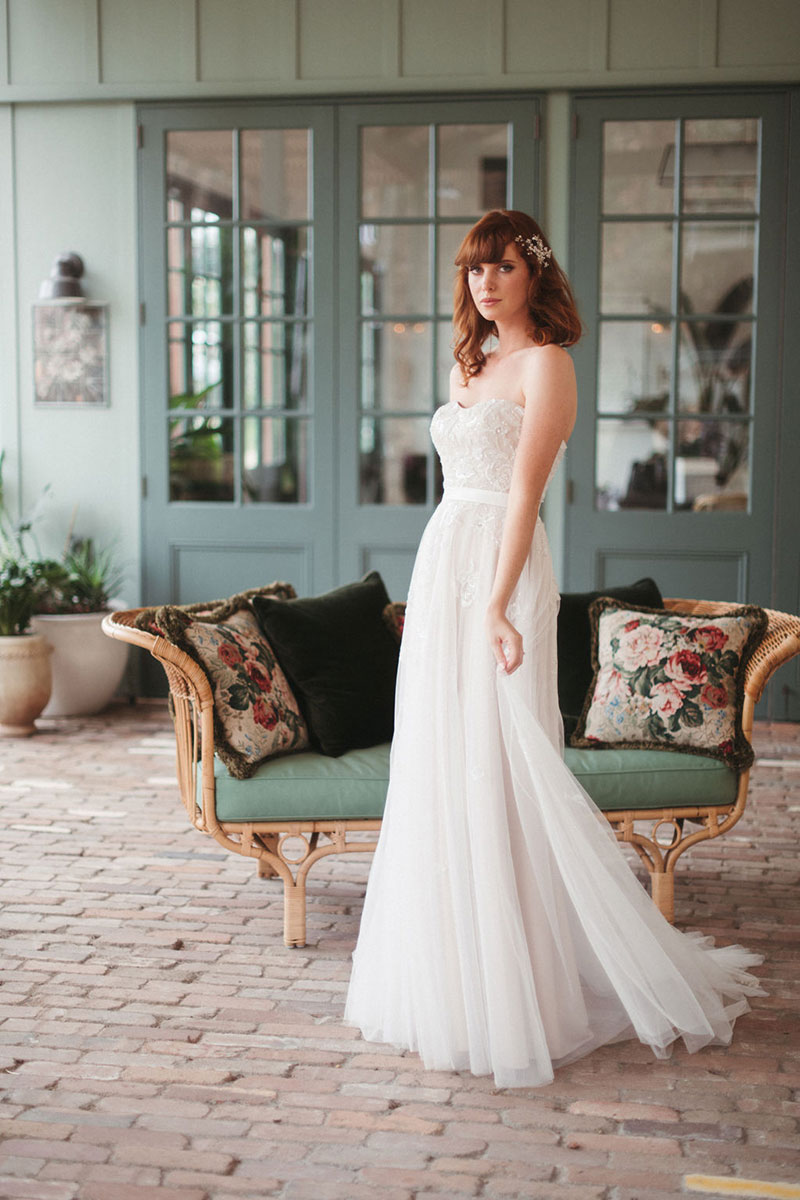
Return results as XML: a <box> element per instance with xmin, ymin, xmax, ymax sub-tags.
<box><xmin>206</xmin><ymin>743</ymin><xmax>738</xmax><ymax>823</ymax></box>
<box><xmin>564</xmin><ymin>746</ymin><xmax>738</xmax><ymax>811</ymax></box>
<box><xmin>210</xmin><ymin>743</ymin><xmax>392</xmax><ymax>821</ymax></box>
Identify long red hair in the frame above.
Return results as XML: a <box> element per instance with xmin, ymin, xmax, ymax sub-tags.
<box><xmin>453</xmin><ymin>210</ymin><xmax>582</xmax><ymax>383</ymax></box>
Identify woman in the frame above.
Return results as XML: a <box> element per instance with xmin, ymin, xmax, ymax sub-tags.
<box><xmin>344</xmin><ymin>210</ymin><xmax>764</xmax><ymax>1089</ymax></box>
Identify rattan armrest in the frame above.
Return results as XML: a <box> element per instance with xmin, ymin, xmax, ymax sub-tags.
<box><xmin>102</xmin><ymin>609</ymin><xmax>213</xmax><ymax>707</ymax></box>
<box><xmin>103</xmin><ymin>609</ymin><xmax>216</xmax><ymax>830</ymax></box>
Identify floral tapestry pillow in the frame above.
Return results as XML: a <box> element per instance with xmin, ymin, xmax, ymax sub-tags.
<box><xmin>572</xmin><ymin>599</ymin><xmax>768</xmax><ymax>770</ymax></box>
<box><xmin>155</xmin><ymin>603</ymin><xmax>310</xmax><ymax>779</ymax></box>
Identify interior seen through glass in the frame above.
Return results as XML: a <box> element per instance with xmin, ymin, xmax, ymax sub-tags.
<box><xmin>166</xmin><ymin>129</ymin><xmax>313</xmax><ymax>504</ymax></box>
<box><xmin>358</xmin><ymin>122</ymin><xmax>509</xmax><ymax>504</ymax></box>
<box><xmin>596</xmin><ymin>116</ymin><xmax>758</xmax><ymax>513</ymax></box>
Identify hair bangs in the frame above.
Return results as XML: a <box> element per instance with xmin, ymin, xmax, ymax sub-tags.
<box><xmin>454</xmin><ymin>219</ymin><xmax>515</xmax><ymax>269</ymax></box>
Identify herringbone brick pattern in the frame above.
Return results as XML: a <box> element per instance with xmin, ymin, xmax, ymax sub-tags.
<box><xmin>0</xmin><ymin>702</ymin><xmax>798</xmax><ymax>1200</ymax></box>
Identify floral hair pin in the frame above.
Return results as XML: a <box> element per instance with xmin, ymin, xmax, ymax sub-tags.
<box><xmin>514</xmin><ymin>232</ymin><xmax>552</xmax><ymax>269</ymax></box>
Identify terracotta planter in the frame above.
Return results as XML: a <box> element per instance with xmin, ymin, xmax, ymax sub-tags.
<box><xmin>30</xmin><ymin>611</ymin><xmax>129</xmax><ymax>717</ymax></box>
<box><xmin>0</xmin><ymin>633</ymin><xmax>53</xmax><ymax>736</ymax></box>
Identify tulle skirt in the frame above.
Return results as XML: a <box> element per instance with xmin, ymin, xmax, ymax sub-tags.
<box><xmin>344</xmin><ymin>495</ymin><xmax>765</xmax><ymax>1089</ymax></box>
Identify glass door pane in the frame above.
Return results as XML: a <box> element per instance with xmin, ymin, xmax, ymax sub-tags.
<box><xmin>595</xmin><ymin>116</ymin><xmax>760</xmax><ymax>513</ymax></box>
<box><xmin>164</xmin><ymin>127</ymin><xmax>312</xmax><ymax>506</ymax></box>
<box><xmin>358</xmin><ymin>121</ymin><xmax>511</xmax><ymax>507</ymax></box>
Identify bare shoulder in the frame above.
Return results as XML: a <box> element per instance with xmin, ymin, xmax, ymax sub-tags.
<box><xmin>517</xmin><ymin>345</ymin><xmax>577</xmax><ymax>441</ymax></box>
<box><xmin>520</xmin><ymin>343</ymin><xmax>575</xmax><ymax>383</ymax></box>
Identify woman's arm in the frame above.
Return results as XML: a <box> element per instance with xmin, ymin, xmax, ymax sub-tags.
<box><xmin>487</xmin><ymin>345</ymin><xmax>577</xmax><ymax>674</ymax></box>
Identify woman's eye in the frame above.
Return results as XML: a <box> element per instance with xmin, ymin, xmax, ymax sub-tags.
<box><xmin>469</xmin><ymin>266</ymin><xmax>482</xmax><ymax>276</ymax></box>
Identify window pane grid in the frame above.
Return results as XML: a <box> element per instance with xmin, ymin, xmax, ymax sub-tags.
<box><xmin>357</xmin><ymin>120</ymin><xmax>510</xmax><ymax>506</ymax></box>
<box><xmin>596</xmin><ymin>114</ymin><xmax>759</xmax><ymax>514</ymax></box>
<box><xmin>164</xmin><ymin>125</ymin><xmax>313</xmax><ymax>505</ymax></box>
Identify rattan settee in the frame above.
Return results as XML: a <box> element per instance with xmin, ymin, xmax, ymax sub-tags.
<box><xmin>103</xmin><ymin>599</ymin><xmax>800</xmax><ymax>947</ymax></box>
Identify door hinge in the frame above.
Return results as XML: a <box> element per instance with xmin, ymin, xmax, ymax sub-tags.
<box><xmin>141</xmin><ymin>476</ymin><xmax>148</xmax><ymax>499</ymax></box>
<box><xmin>136</xmin><ymin>123</ymin><xmax>143</xmax><ymax>149</ymax></box>
<box><xmin>534</xmin><ymin>113</ymin><xmax>541</xmax><ymax>140</ymax></box>
<box><xmin>566</xmin><ymin>478</ymin><xmax>575</xmax><ymax>504</ymax></box>
<box><xmin>139</xmin><ymin>301</ymin><xmax>146</xmax><ymax>325</ymax></box>
<box><xmin>571</xmin><ymin>112</ymin><xmax>579</xmax><ymax>140</ymax></box>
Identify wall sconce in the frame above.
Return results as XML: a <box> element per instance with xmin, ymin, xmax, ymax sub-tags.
<box><xmin>33</xmin><ymin>252</ymin><xmax>108</xmax><ymax>407</ymax></box>
<box><xmin>38</xmin><ymin>252</ymin><xmax>87</xmax><ymax>302</ymax></box>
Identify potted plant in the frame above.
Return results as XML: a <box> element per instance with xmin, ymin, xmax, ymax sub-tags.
<box><xmin>0</xmin><ymin>516</ymin><xmax>54</xmax><ymax>736</ymax></box>
<box><xmin>30</xmin><ymin>537</ymin><xmax>129</xmax><ymax>717</ymax></box>
<box><xmin>0</xmin><ymin>453</ymin><xmax>129</xmax><ymax>719</ymax></box>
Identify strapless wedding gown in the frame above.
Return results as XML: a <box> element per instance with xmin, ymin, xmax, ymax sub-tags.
<box><xmin>344</xmin><ymin>396</ymin><xmax>765</xmax><ymax>1089</ymax></box>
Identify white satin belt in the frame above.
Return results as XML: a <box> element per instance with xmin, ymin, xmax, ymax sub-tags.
<box><xmin>443</xmin><ymin>486</ymin><xmax>509</xmax><ymax>508</ymax></box>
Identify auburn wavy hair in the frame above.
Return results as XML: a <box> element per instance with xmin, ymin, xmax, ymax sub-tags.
<box><xmin>453</xmin><ymin>210</ymin><xmax>582</xmax><ymax>383</ymax></box>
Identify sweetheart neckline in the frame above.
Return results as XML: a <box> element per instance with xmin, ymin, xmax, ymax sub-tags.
<box><xmin>444</xmin><ymin>398</ymin><xmax>568</xmax><ymax>452</ymax></box>
<box><xmin>454</xmin><ymin>396</ymin><xmax>523</xmax><ymax>412</ymax></box>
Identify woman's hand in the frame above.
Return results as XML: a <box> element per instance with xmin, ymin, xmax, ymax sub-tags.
<box><xmin>486</xmin><ymin>606</ymin><xmax>524</xmax><ymax>675</ymax></box>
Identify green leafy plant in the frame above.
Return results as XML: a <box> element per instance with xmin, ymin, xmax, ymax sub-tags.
<box><xmin>0</xmin><ymin>559</ymin><xmax>40</xmax><ymax>636</ymax></box>
<box><xmin>35</xmin><ymin>538</ymin><xmax>125</xmax><ymax>615</ymax></box>
<box><xmin>0</xmin><ymin>452</ymin><xmax>45</xmax><ymax>634</ymax></box>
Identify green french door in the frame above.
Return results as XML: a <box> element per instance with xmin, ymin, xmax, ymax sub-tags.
<box><xmin>139</xmin><ymin>103</ymin><xmax>336</xmax><ymax>603</ymax></box>
<box><xmin>138</xmin><ymin>98</ymin><xmax>540</xmax><ymax>606</ymax></box>
<box><xmin>566</xmin><ymin>91</ymin><xmax>787</xmax><ymax>616</ymax></box>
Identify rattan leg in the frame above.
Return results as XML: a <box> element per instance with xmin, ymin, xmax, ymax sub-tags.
<box><xmin>284</xmin><ymin>881</ymin><xmax>307</xmax><ymax>948</ymax></box>
<box><xmin>650</xmin><ymin>870</ymin><xmax>675</xmax><ymax>924</ymax></box>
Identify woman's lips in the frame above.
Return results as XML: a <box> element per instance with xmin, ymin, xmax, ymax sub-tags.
<box><xmin>480</xmin><ymin>298</ymin><xmax>499</xmax><ymax>305</ymax></box>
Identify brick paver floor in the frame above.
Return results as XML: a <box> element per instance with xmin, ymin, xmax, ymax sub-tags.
<box><xmin>0</xmin><ymin>702</ymin><xmax>798</xmax><ymax>1200</ymax></box>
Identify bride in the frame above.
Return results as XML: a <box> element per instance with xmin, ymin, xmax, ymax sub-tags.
<box><xmin>344</xmin><ymin>209</ymin><xmax>764</xmax><ymax>1089</ymax></box>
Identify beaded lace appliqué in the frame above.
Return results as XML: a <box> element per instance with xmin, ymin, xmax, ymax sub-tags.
<box><xmin>432</xmin><ymin>397</ymin><xmax>524</xmax><ymax>492</ymax></box>
<box><xmin>431</xmin><ymin>397</ymin><xmax>565</xmax><ymax>497</ymax></box>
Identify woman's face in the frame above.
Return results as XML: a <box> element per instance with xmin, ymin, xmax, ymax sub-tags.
<box><xmin>467</xmin><ymin>240</ymin><xmax>531</xmax><ymax>325</ymax></box>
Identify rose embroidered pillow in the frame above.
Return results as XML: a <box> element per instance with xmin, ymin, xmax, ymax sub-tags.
<box><xmin>155</xmin><ymin>602</ymin><xmax>310</xmax><ymax>779</ymax></box>
<box><xmin>572</xmin><ymin>599</ymin><xmax>767</xmax><ymax>770</ymax></box>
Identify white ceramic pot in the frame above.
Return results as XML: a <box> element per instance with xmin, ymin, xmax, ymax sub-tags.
<box><xmin>0</xmin><ymin>632</ymin><xmax>53</xmax><ymax>736</ymax></box>
<box><xmin>30</xmin><ymin>611</ymin><xmax>129</xmax><ymax>717</ymax></box>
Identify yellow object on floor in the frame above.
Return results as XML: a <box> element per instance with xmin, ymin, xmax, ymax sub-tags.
<box><xmin>685</xmin><ymin>1177</ymin><xmax>800</xmax><ymax>1199</ymax></box>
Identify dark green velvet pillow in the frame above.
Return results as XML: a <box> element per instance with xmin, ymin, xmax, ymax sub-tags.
<box><xmin>558</xmin><ymin>577</ymin><xmax>663</xmax><ymax>740</ymax></box>
<box><xmin>252</xmin><ymin>571</ymin><xmax>400</xmax><ymax>757</ymax></box>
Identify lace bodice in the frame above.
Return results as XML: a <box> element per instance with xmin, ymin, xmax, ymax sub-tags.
<box><xmin>431</xmin><ymin>396</ymin><xmax>566</xmax><ymax>496</ymax></box>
